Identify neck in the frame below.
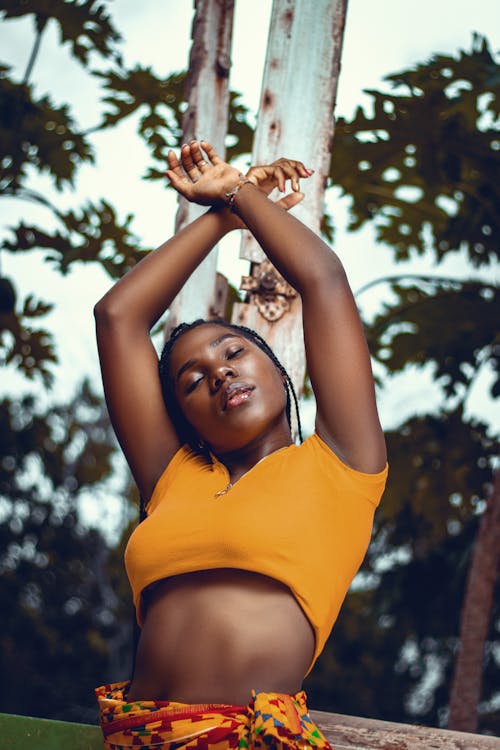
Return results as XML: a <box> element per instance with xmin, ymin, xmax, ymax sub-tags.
<box><xmin>212</xmin><ymin>423</ymin><xmax>293</xmax><ymax>484</ymax></box>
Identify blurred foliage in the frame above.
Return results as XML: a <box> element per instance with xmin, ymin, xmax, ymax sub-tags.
<box><xmin>0</xmin><ymin>0</ymin><xmax>122</xmax><ymax>67</ymax></box>
<box><xmin>331</xmin><ymin>34</ymin><xmax>499</xmax><ymax>267</ymax></box>
<box><xmin>0</xmin><ymin>0</ymin><xmax>498</xmax><ymax>733</ymax></box>
<box><xmin>0</xmin><ymin>63</ymin><xmax>94</xmax><ymax>192</ymax></box>
<box><xmin>0</xmin><ymin>293</ymin><xmax>56</xmax><ymax>386</ymax></box>
<box><xmin>305</xmin><ymin>33</ymin><xmax>499</xmax><ymax>733</ymax></box>
<box><xmin>4</xmin><ymin>200</ymin><xmax>147</xmax><ymax>278</ymax></box>
<box><xmin>367</xmin><ymin>278</ymin><xmax>499</xmax><ymax>398</ymax></box>
<box><xmin>306</xmin><ymin>409</ymin><xmax>498</xmax><ymax>732</ymax></box>
<box><xmin>96</xmin><ymin>66</ymin><xmax>253</xmax><ymax>178</ymax></box>
<box><xmin>0</xmin><ymin>382</ymin><xmax>133</xmax><ymax>721</ymax></box>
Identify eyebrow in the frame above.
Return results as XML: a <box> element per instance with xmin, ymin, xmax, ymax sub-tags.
<box><xmin>175</xmin><ymin>333</ymin><xmax>241</xmax><ymax>382</ymax></box>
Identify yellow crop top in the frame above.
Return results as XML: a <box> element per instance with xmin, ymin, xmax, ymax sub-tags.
<box><xmin>124</xmin><ymin>433</ymin><xmax>388</xmax><ymax>676</ymax></box>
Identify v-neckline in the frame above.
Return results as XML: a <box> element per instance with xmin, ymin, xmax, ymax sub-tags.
<box><xmin>211</xmin><ymin>443</ymin><xmax>293</xmax><ymax>496</ymax></box>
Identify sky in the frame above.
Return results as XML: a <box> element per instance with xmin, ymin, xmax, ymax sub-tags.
<box><xmin>1</xmin><ymin>0</ymin><xmax>499</xmax><ymax>435</ymax></box>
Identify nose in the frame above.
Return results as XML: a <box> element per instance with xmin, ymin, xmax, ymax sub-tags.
<box><xmin>210</xmin><ymin>364</ymin><xmax>236</xmax><ymax>392</ymax></box>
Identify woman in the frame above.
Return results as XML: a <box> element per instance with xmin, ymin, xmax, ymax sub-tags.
<box><xmin>94</xmin><ymin>141</ymin><xmax>387</xmax><ymax>749</ymax></box>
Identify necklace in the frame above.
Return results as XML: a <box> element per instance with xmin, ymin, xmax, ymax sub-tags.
<box><xmin>214</xmin><ymin>482</ymin><xmax>233</xmax><ymax>499</ymax></box>
<box><xmin>212</xmin><ymin>445</ymin><xmax>291</xmax><ymax>499</ymax></box>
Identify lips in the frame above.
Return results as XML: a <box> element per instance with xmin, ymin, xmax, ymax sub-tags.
<box><xmin>222</xmin><ymin>382</ymin><xmax>255</xmax><ymax>411</ymax></box>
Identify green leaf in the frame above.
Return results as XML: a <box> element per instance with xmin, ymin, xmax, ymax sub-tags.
<box><xmin>368</xmin><ymin>278</ymin><xmax>499</xmax><ymax>397</ymax></box>
<box><xmin>96</xmin><ymin>67</ymin><xmax>254</xmax><ymax>178</ymax></box>
<box><xmin>96</xmin><ymin>66</ymin><xmax>185</xmax><ymax>151</ymax></box>
<box><xmin>225</xmin><ymin>89</ymin><xmax>254</xmax><ymax>162</ymax></box>
<box><xmin>0</xmin><ymin>0</ymin><xmax>122</xmax><ymax>66</ymax></box>
<box><xmin>0</xmin><ymin>68</ymin><xmax>94</xmax><ymax>192</ymax></box>
<box><xmin>4</xmin><ymin>200</ymin><xmax>149</xmax><ymax>278</ymax></box>
<box><xmin>0</xmin><ymin>294</ymin><xmax>57</xmax><ymax>386</ymax></box>
<box><xmin>379</xmin><ymin>409</ymin><xmax>495</xmax><ymax>548</ymax></box>
<box><xmin>330</xmin><ymin>35</ymin><xmax>499</xmax><ymax>267</ymax></box>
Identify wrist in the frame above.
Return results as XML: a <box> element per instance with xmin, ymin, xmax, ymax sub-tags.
<box><xmin>222</xmin><ymin>175</ymin><xmax>254</xmax><ymax>209</ymax></box>
<box><xmin>207</xmin><ymin>205</ymin><xmax>237</xmax><ymax>235</ymax></box>
<box><xmin>230</xmin><ymin>180</ymin><xmax>257</xmax><ymax>211</ymax></box>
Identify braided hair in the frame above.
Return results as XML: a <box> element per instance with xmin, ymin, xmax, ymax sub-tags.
<box><xmin>158</xmin><ymin>318</ymin><xmax>303</xmax><ymax>455</ymax></box>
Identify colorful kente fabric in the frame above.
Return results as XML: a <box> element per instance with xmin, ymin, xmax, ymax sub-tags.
<box><xmin>96</xmin><ymin>680</ymin><xmax>333</xmax><ymax>749</ymax></box>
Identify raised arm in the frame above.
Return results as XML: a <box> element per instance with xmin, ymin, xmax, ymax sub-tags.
<box><xmin>94</xmin><ymin>208</ymin><xmax>232</xmax><ymax>502</ymax></box>
<box><xmin>235</xmin><ymin>182</ymin><xmax>386</xmax><ymax>472</ymax></box>
<box><xmin>170</xmin><ymin>142</ymin><xmax>386</xmax><ymax>473</ymax></box>
<box><xmin>95</xmin><ymin>147</ymin><xmax>303</xmax><ymax>502</ymax></box>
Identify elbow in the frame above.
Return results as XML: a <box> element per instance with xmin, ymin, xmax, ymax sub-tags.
<box><xmin>94</xmin><ymin>290</ymin><xmax>151</xmax><ymax>336</ymax></box>
<box><xmin>300</xmin><ymin>259</ymin><xmax>347</xmax><ymax>296</ymax></box>
<box><xmin>94</xmin><ymin>292</ymin><xmax>122</xmax><ymax>328</ymax></box>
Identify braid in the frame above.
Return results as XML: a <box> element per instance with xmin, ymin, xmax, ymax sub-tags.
<box><xmin>229</xmin><ymin>323</ymin><xmax>303</xmax><ymax>443</ymax></box>
<box><xmin>158</xmin><ymin>318</ymin><xmax>303</xmax><ymax>450</ymax></box>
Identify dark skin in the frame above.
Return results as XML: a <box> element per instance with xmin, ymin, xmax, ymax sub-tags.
<box><xmin>94</xmin><ymin>141</ymin><xmax>386</xmax><ymax>703</ymax></box>
<box><xmin>170</xmin><ymin>325</ymin><xmax>291</xmax><ymax>477</ymax></box>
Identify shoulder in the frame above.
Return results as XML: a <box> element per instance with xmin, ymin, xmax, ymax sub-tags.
<box><xmin>297</xmin><ymin>432</ymin><xmax>388</xmax><ymax>507</ymax></box>
<box><xmin>145</xmin><ymin>445</ymin><xmax>210</xmax><ymax>514</ymax></box>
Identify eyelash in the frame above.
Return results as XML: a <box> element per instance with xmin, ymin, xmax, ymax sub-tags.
<box><xmin>186</xmin><ymin>379</ymin><xmax>202</xmax><ymax>393</ymax></box>
<box><xmin>227</xmin><ymin>347</ymin><xmax>243</xmax><ymax>359</ymax></box>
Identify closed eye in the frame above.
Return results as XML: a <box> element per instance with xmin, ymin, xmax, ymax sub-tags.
<box><xmin>226</xmin><ymin>347</ymin><xmax>244</xmax><ymax>360</ymax></box>
<box><xmin>186</xmin><ymin>376</ymin><xmax>203</xmax><ymax>393</ymax></box>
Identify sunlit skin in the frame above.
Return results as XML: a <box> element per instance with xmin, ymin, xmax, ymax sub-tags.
<box><xmin>169</xmin><ymin>324</ymin><xmax>292</xmax><ymax>482</ymax></box>
<box><xmin>95</xmin><ymin>139</ymin><xmax>386</xmax><ymax>704</ymax></box>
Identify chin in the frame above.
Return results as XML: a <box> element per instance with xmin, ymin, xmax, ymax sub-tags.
<box><xmin>209</xmin><ymin>413</ymin><xmax>289</xmax><ymax>454</ymax></box>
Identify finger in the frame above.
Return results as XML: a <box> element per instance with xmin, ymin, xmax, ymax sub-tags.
<box><xmin>276</xmin><ymin>159</ymin><xmax>308</xmax><ymax>191</ymax></box>
<box><xmin>199</xmin><ymin>140</ymin><xmax>223</xmax><ymax>165</ymax></box>
<box><xmin>189</xmin><ymin>141</ymin><xmax>210</xmax><ymax>173</ymax></box>
<box><xmin>274</xmin><ymin>158</ymin><xmax>313</xmax><ymax>180</ymax></box>
<box><xmin>288</xmin><ymin>159</ymin><xmax>312</xmax><ymax>179</ymax></box>
<box><xmin>274</xmin><ymin>165</ymin><xmax>286</xmax><ymax>192</ymax></box>
<box><xmin>275</xmin><ymin>191</ymin><xmax>304</xmax><ymax>211</ymax></box>
<box><xmin>279</xmin><ymin>161</ymin><xmax>301</xmax><ymax>191</ymax></box>
<box><xmin>167</xmin><ymin>149</ymin><xmax>186</xmax><ymax>180</ymax></box>
<box><xmin>180</xmin><ymin>143</ymin><xmax>202</xmax><ymax>182</ymax></box>
<box><xmin>166</xmin><ymin>168</ymin><xmax>191</xmax><ymax>197</ymax></box>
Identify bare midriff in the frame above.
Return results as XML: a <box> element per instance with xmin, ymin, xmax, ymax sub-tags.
<box><xmin>127</xmin><ymin>569</ymin><xmax>315</xmax><ymax>705</ymax></box>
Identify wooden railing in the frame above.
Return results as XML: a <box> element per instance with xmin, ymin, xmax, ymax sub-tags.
<box><xmin>1</xmin><ymin>710</ymin><xmax>497</xmax><ymax>749</ymax></box>
<box><xmin>309</xmin><ymin>710</ymin><xmax>499</xmax><ymax>749</ymax></box>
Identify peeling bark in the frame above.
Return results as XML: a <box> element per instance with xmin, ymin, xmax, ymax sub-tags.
<box><xmin>448</xmin><ymin>469</ymin><xmax>500</xmax><ymax>733</ymax></box>
<box><xmin>231</xmin><ymin>0</ymin><xmax>349</xmax><ymax>396</ymax></box>
<box><xmin>167</xmin><ymin>0</ymin><xmax>235</xmax><ymax>331</ymax></box>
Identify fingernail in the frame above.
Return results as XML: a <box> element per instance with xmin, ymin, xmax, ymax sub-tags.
<box><xmin>306</xmin><ymin>168</ymin><xmax>314</xmax><ymax>175</ymax></box>
<box><xmin>181</xmin><ymin>143</ymin><xmax>188</xmax><ymax>149</ymax></box>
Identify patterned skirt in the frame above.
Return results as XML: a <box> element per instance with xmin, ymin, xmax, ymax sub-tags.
<box><xmin>95</xmin><ymin>681</ymin><xmax>332</xmax><ymax>749</ymax></box>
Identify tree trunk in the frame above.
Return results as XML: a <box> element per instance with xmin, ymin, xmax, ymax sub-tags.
<box><xmin>448</xmin><ymin>469</ymin><xmax>500</xmax><ymax>732</ymax></box>
<box><xmin>231</xmin><ymin>0</ymin><xmax>349</xmax><ymax>397</ymax></box>
<box><xmin>167</xmin><ymin>0</ymin><xmax>235</xmax><ymax>332</ymax></box>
